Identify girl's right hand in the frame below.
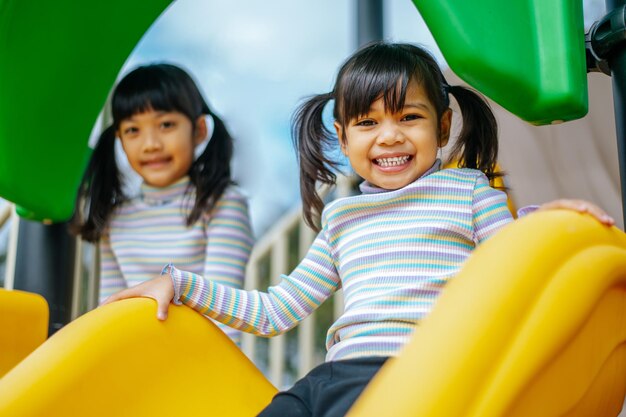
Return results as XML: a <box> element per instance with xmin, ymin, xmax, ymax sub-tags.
<box><xmin>101</xmin><ymin>275</ymin><xmax>175</xmax><ymax>321</ymax></box>
<box><xmin>537</xmin><ymin>199</ymin><xmax>615</xmax><ymax>227</ymax></box>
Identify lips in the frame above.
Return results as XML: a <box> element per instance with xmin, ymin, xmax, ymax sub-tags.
<box><xmin>140</xmin><ymin>156</ymin><xmax>172</xmax><ymax>168</ymax></box>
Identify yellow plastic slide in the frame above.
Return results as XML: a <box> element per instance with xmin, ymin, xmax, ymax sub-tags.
<box><xmin>349</xmin><ymin>210</ymin><xmax>626</xmax><ymax>417</ymax></box>
<box><xmin>0</xmin><ymin>288</ymin><xmax>48</xmax><ymax>377</ymax></box>
<box><xmin>1</xmin><ymin>211</ymin><xmax>625</xmax><ymax>417</ymax></box>
<box><xmin>0</xmin><ymin>298</ymin><xmax>276</xmax><ymax>416</ymax></box>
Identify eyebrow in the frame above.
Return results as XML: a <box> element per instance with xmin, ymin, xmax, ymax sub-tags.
<box><xmin>403</xmin><ymin>102</ymin><xmax>431</xmax><ymax>111</ymax></box>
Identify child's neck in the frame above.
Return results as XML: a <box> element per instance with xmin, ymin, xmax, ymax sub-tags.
<box><xmin>141</xmin><ymin>176</ymin><xmax>190</xmax><ymax>203</ymax></box>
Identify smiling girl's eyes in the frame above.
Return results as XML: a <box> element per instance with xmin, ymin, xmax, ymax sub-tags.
<box><xmin>401</xmin><ymin>113</ymin><xmax>423</xmax><ymax>122</ymax></box>
<box><xmin>354</xmin><ymin>118</ymin><xmax>376</xmax><ymax>127</ymax></box>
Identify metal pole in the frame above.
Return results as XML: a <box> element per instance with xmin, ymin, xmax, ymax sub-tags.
<box><xmin>606</xmin><ymin>0</ymin><xmax>626</xmax><ymax>226</ymax></box>
<box><xmin>356</xmin><ymin>0</ymin><xmax>384</xmax><ymax>48</ymax></box>
<box><xmin>13</xmin><ymin>219</ymin><xmax>75</xmax><ymax>335</ymax></box>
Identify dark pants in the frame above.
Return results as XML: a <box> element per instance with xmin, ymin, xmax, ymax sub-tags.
<box><xmin>257</xmin><ymin>357</ymin><xmax>388</xmax><ymax>417</ymax></box>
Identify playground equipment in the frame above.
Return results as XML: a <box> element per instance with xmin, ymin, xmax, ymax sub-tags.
<box><xmin>0</xmin><ymin>297</ymin><xmax>276</xmax><ymax>416</ymax></box>
<box><xmin>2</xmin><ymin>1</ymin><xmax>626</xmax><ymax>416</ymax></box>
<box><xmin>349</xmin><ymin>211</ymin><xmax>626</xmax><ymax>417</ymax></box>
<box><xmin>0</xmin><ymin>289</ymin><xmax>48</xmax><ymax>377</ymax></box>
<box><xmin>412</xmin><ymin>0</ymin><xmax>588</xmax><ymax>125</ymax></box>
<box><xmin>0</xmin><ymin>0</ymin><xmax>172</xmax><ymax>222</ymax></box>
<box><xmin>0</xmin><ymin>211</ymin><xmax>624</xmax><ymax>416</ymax></box>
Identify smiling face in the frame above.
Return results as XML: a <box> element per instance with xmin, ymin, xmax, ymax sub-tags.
<box><xmin>335</xmin><ymin>80</ymin><xmax>451</xmax><ymax>190</ymax></box>
<box><xmin>118</xmin><ymin>109</ymin><xmax>206</xmax><ymax>187</ymax></box>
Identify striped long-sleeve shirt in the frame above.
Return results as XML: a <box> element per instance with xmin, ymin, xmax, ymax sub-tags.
<box><xmin>167</xmin><ymin>162</ymin><xmax>513</xmax><ymax>361</ymax></box>
<box><xmin>100</xmin><ymin>176</ymin><xmax>253</xmax><ymax>342</ymax></box>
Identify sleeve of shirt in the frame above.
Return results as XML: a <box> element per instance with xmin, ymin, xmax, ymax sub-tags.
<box><xmin>472</xmin><ymin>173</ymin><xmax>514</xmax><ymax>244</ymax></box>
<box><xmin>203</xmin><ymin>188</ymin><xmax>254</xmax><ymax>342</ymax></box>
<box><xmin>516</xmin><ymin>205</ymin><xmax>540</xmax><ymax>217</ymax></box>
<box><xmin>98</xmin><ymin>234</ymin><xmax>127</xmax><ymax>304</ymax></box>
<box><xmin>166</xmin><ymin>229</ymin><xmax>340</xmax><ymax>337</ymax></box>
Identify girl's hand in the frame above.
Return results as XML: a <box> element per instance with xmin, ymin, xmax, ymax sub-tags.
<box><xmin>101</xmin><ymin>275</ymin><xmax>175</xmax><ymax>321</ymax></box>
<box><xmin>537</xmin><ymin>199</ymin><xmax>615</xmax><ymax>227</ymax></box>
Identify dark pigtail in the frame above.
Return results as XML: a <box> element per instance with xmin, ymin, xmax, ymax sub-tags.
<box><xmin>69</xmin><ymin>126</ymin><xmax>125</xmax><ymax>242</ymax></box>
<box><xmin>446</xmin><ymin>85</ymin><xmax>501</xmax><ymax>183</ymax></box>
<box><xmin>187</xmin><ymin>110</ymin><xmax>233</xmax><ymax>225</ymax></box>
<box><xmin>292</xmin><ymin>92</ymin><xmax>339</xmax><ymax>231</ymax></box>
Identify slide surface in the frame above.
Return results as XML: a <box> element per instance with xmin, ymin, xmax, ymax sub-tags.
<box><xmin>3</xmin><ymin>212</ymin><xmax>626</xmax><ymax>417</ymax></box>
<box><xmin>0</xmin><ymin>289</ymin><xmax>48</xmax><ymax>377</ymax></box>
<box><xmin>349</xmin><ymin>211</ymin><xmax>626</xmax><ymax>417</ymax></box>
<box><xmin>0</xmin><ymin>299</ymin><xmax>276</xmax><ymax>417</ymax></box>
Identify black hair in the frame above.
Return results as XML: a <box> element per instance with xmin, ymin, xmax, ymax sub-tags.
<box><xmin>292</xmin><ymin>42</ymin><xmax>499</xmax><ymax>231</ymax></box>
<box><xmin>71</xmin><ymin>63</ymin><xmax>234</xmax><ymax>242</ymax></box>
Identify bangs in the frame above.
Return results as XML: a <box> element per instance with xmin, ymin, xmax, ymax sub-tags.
<box><xmin>337</xmin><ymin>47</ymin><xmax>422</xmax><ymax>124</ymax></box>
<box><xmin>111</xmin><ymin>65</ymin><xmax>199</xmax><ymax>126</ymax></box>
<box><xmin>334</xmin><ymin>43</ymin><xmax>446</xmax><ymax>128</ymax></box>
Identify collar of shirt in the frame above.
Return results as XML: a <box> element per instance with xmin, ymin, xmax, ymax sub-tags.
<box><xmin>141</xmin><ymin>176</ymin><xmax>191</xmax><ymax>205</ymax></box>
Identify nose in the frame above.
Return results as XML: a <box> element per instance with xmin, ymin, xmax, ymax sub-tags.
<box><xmin>142</xmin><ymin>129</ymin><xmax>163</xmax><ymax>152</ymax></box>
<box><xmin>376</xmin><ymin>120</ymin><xmax>405</xmax><ymax>146</ymax></box>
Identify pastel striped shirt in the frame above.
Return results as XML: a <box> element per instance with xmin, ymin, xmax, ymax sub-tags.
<box><xmin>100</xmin><ymin>176</ymin><xmax>253</xmax><ymax>342</ymax></box>
<box><xmin>167</xmin><ymin>161</ymin><xmax>513</xmax><ymax>361</ymax></box>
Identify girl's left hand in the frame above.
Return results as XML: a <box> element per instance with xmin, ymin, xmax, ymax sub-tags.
<box><xmin>537</xmin><ymin>199</ymin><xmax>615</xmax><ymax>227</ymax></box>
<box><xmin>101</xmin><ymin>275</ymin><xmax>175</xmax><ymax>320</ymax></box>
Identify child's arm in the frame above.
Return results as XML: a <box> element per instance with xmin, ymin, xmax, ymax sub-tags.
<box><xmin>103</xmin><ymin>231</ymin><xmax>341</xmax><ymax>335</ymax></box>
<box><xmin>472</xmin><ymin>174</ymin><xmax>515</xmax><ymax>243</ymax></box>
<box><xmin>98</xmin><ymin>234</ymin><xmax>127</xmax><ymax>304</ymax></box>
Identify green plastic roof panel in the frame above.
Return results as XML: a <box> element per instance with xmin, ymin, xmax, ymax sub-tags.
<box><xmin>412</xmin><ymin>0</ymin><xmax>588</xmax><ymax>125</ymax></box>
<box><xmin>0</xmin><ymin>0</ymin><xmax>172</xmax><ymax>222</ymax></box>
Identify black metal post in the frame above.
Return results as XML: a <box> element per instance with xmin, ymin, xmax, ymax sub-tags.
<box><xmin>356</xmin><ymin>0</ymin><xmax>383</xmax><ymax>48</ymax></box>
<box><xmin>13</xmin><ymin>219</ymin><xmax>75</xmax><ymax>335</ymax></box>
<box><xmin>605</xmin><ymin>0</ymin><xmax>626</xmax><ymax>226</ymax></box>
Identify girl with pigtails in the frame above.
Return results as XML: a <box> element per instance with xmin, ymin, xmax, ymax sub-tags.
<box><xmin>103</xmin><ymin>43</ymin><xmax>613</xmax><ymax>416</ymax></box>
<box><xmin>72</xmin><ymin>63</ymin><xmax>253</xmax><ymax>344</ymax></box>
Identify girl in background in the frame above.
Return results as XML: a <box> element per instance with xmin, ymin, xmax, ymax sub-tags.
<box><xmin>72</xmin><ymin>63</ymin><xmax>253</xmax><ymax>344</ymax></box>
<box><xmin>104</xmin><ymin>44</ymin><xmax>613</xmax><ymax>416</ymax></box>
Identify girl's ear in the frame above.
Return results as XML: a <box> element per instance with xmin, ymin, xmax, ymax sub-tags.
<box><xmin>334</xmin><ymin>121</ymin><xmax>348</xmax><ymax>156</ymax></box>
<box><xmin>193</xmin><ymin>115</ymin><xmax>208</xmax><ymax>146</ymax></box>
<box><xmin>438</xmin><ymin>108</ymin><xmax>452</xmax><ymax>147</ymax></box>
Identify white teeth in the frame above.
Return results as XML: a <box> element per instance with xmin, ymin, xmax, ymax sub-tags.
<box><xmin>376</xmin><ymin>156</ymin><xmax>410</xmax><ymax>167</ymax></box>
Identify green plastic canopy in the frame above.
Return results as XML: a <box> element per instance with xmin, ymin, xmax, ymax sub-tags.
<box><xmin>0</xmin><ymin>0</ymin><xmax>589</xmax><ymax>222</ymax></box>
<box><xmin>412</xmin><ymin>0</ymin><xmax>588</xmax><ymax>125</ymax></box>
<box><xmin>0</xmin><ymin>0</ymin><xmax>172</xmax><ymax>222</ymax></box>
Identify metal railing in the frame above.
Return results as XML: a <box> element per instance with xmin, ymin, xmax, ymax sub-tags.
<box><xmin>1</xmin><ymin>204</ymin><xmax>18</xmax><ymax>290</ymax></box>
